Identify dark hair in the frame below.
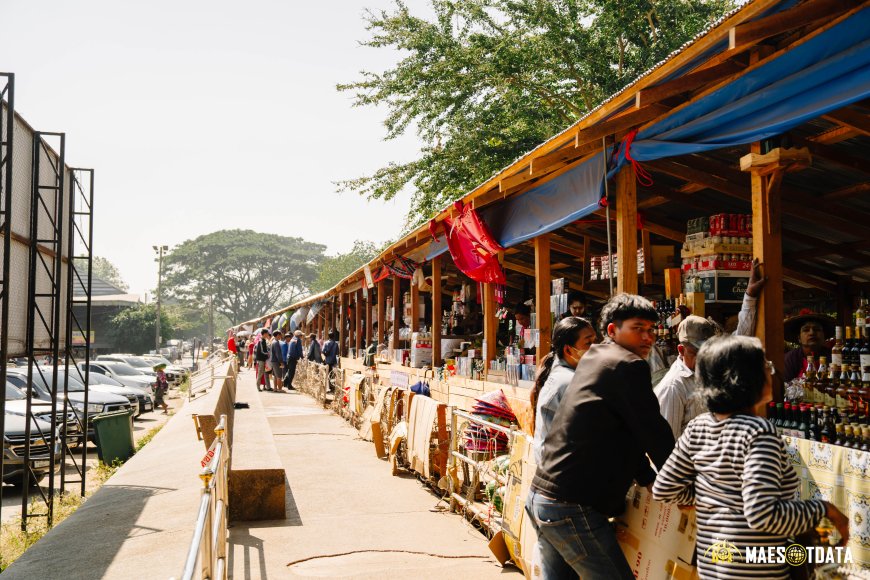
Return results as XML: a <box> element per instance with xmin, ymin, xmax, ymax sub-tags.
<box><xmin>696</xmin><ymin>335</ymin><xmax>767</xmax><ymax>414</ymax></box>
<box><xmin>515</xmin><ymin>303</ymin><xmax>531</xmax><ymax>316</ymax></box>
<box><xmin>273</xmin><ymin>330</ymin><xmax>283</xmax><ymax>337</ymax></box>
<box><xmin>567</xmin><ymin>290</ymin><xmax>585</xmax><ymax>305</ymax></box>
<box><xmin>530</xmin><ymin>316</ymin><xmax>594</xmax><ymax>433</ymax></box>
<box><xmin>597</xmin><ymin>293</ymin><xmax>658</xmax><ymax>336</ymax></box>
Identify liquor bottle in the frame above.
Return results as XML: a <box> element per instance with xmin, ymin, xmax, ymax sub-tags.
<box><xmin>834</xmin><ymin>423</ymin><xmax>845</xmax><ymax>446</ymax></box>
<box><xmin>856</xmin><ymin>299</ymin><xmax>867</xmax><ymax>332</ymax></box>
<box><xmin>859</xmin><ymin>367</ymin><xmax>870</xmax><ymax>425</ymax></box>
<box><xmin>860</xmin><ymin>326</ymin><xmax>870</xmax><ymax>372</ymax></box>
<box><xmin>844</xmin><ymin>326</ymin><xmax>855</xmax><ymax>367</ymax></box>
<box><xmin>819</xmin><ymin>407</ymin><xmax>835</xmax><ymax>443</ymax></box>
<box><xmin>797</xmin><ymin>405</ymin><xmax>809</xmax><ymax>439</ymax></box>
<box><xmin>816</xmin><ymin>356</ymin><xmax>829</xmax><ymax>405</ymax></box>
<box><xmin>825</xmin><ymin>366</ymin><xmax>838</xmax><ymax>409</ymax></box>
<box><xmin>861</xmin><ymin>426</ymin><xmax>870</xmax><ymax>452</ymax></box>
<box><xmin>846</xmin><ymin>425</ymin><xmax>858</xmax><ymax>448</ymax></box>
<box><xmin>803</xmin><ymin>355</ymin><xmax>817</xmax><ymax>404</ymax></box>
<box><xmin>850</xmin><ymin>326</ymin><xmax>862</xmax><ymax>367</ymax></box>
<box><xmin>808</xmin><ymin>407</ymin><xmax>819</xmax><ymax>441</ymax></box>
<box><xmin>836</xmin><ymin>368</ymin><xmax>851</xmax><ymax>419</ymax></box>
<box><xmin>831</xmin><ymin>326</ymin><xmax>844</xmax><ymax>374</ymax></box>
<box><xmin>848</xmin><ymin>365</ymin><xmax>861</xmax><ymax>422</ymax></box>
<box><xmin>774</xmin><ymin>403</ymin><xmax>785</xmax><ymax>436</ymax></box>
<box><xmin>767</xmin><ymin>401</ymin><xmax>777</xmax><ymax>427</ymax></box>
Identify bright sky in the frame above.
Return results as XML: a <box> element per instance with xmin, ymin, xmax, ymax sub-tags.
<box><xmin>0</xmin><ymin>0</ymin><xmax>430</xmax><ymax>299</ymax></box>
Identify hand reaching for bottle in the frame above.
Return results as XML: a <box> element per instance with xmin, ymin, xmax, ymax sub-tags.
<box><xmin>824</xmin><ymin>502</ymin><xmax>850</xmax><ymax>546</ymax></box>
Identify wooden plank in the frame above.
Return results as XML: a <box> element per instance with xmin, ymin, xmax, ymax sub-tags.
<box><xmin>365</xmin><ymin>287</ymin><xmax>373</xmax><ymax>349</ymax></box>
<box><xmin>339</xmin><ymin>292</ymin><xmax>348</xmax><ymax>358</ymax></box>
<box><xmin>392</xmin><ymin>277</ymin><xmax>401</xmax><ymax>350</ymax></box>
<box><xmin>529</xmin><ymin>140</ymin><xmax>604</xmax><ymax>174</ymax></box>
<box><xmin>431</xmin><ymin>257</ymin><xmax>442</xmax><ymax>366</ymax></box>
<box><xmin>576</xmin><ymin>104</ymin><xmax>671</xmax><ymax>148</ymax></box>
<box><xmin>377</xmin><ymin>280</ymin><xmax>386</xmax><ymax>346</ymax></box>
<box><xmin>783</xmin><ymin>267</ymin><xmax>837</xmax><ymax>293</ymax></box>
<box><xmin>729</xmin><ymin>0</ymin><xmax>859</xmax><ymax>50</ymax></box>
<box><xmin>821</xmin><ymin>107</ymin><xmax>870</xmax><ymax>137</ymax></box>
<box><xmin>635</xmin><ymin>60</ymin><xmax>746</xmax><ymax>108</ymax></box>
<box><xmin>535</xmin><ymin>235</ymin><xmax>552</xmax><ymax>359</ymax></box>
<box><xmin>503</xmin><ymin>260</ymin><xmax>536</xmax><ymax>277</ymax></box>
<box><xmin>483</xmin><ymin>283</ymin><xmax>497</xmax><ymax>376</ymax></box>
<box><xmin>581</xmin><ymin>236</ymin><xmax>590</xmax><ymax>289</ymax></box>
<box><xmin>641</xmin><ymin>229</ymin><xmax>653</xmax><ymax>286</ymax></box>
<box><xmin>749</xmin><ymin>141</ymin><xmax>785</xmax><ymax>401</ymax></box>
<box><xmin>410</xmin><ymin>274</ymin><xmax>420</xmax><ymax>333</ymax></box>
<box><xmin>355</xmin><ymin>289</ymin><xmax>363</xmax><ymax>354</ymax></box>
<box><xmin>739</xmin><ymin>147</ymin><xmax>811</xmax><ymax>173</ymax></box>
<box><xmin>615</xmin><ymin>165</ymin><xmax>638</xmax><ymax>294</ymax></box>
<box><xmin>822</xmin><ymin>182</ymin><xmax>870</xmax><ymax>201</ymax></box>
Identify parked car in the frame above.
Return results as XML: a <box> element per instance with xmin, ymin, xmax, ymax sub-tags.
<box><xmin>3</xmin><ymin>412</ymin><xmax>62</xmax><ymax>487</ymax></box>
<box><xmin>60</xmin><ymin>369</ymin><xmax>149</xmax><ymax>417</ymax></box>
<box><xmin>139</xmin><ymin>355</ymin><xmax>189</xmax><ymax>385</ymax></box>
<box><xmin>83</xmin><ymin>361</ymin><xmax>157</xmax><ymax>394</ymax></box>
<box><xmin>5</xmin><ymin>381</ymin><xmax>83</xmax><ymax>446</ymax></box>
<box><xmin>6</xmin><ymin>367</ymin><xmax>134</xmax><ymax>442</ymax></box>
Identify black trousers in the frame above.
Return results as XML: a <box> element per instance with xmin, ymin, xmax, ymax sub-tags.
<box><xmin>285</xmin><ymin>357</ymin><xmax>299</xmax><ymax>387</ymax></box>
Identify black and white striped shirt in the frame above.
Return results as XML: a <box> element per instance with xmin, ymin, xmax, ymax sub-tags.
<box><xmin>652</xmin><ymin>413</ymin><xmax>825</xmax><ymax>579</ymax></box>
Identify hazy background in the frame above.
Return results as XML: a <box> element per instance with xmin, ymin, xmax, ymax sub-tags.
<box><xmin>0</xmin><ymin>0</ymin><xmax>430</xmax><ymax>298</ymax></box>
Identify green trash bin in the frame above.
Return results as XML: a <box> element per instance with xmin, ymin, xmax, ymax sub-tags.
<box><xmin>92</xmin><ymin>409</ymin><xmax>136</xmax><ymax>464</ymax></box>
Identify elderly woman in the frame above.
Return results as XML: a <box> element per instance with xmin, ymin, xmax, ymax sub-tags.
<box><xmin>652</xmin><ymin>335</ymin><xmax>849</xmax><ymax>579</ymax></box>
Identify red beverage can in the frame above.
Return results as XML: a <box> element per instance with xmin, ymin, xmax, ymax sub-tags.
<box><xmin>738</xmin><ymin>214</ymin><xmax>747</xmax><ymax>238</ymax></box>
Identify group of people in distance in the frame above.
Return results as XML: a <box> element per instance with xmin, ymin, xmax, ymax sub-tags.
<box><xmin>227</xmin><ymin>328</ymin><xmax>339</xmax><ymax>392</ymax></box>
<box><xmin>528</xmin><ymin>260</ymin><xmax>850</xmax><ymax>579</ymax></box>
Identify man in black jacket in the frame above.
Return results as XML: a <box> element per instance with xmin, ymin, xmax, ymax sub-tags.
<box><xmin>254</xmin><ymin>330</ymin><xmax>271</xmax><ymax>392</ymax></box>
<box><xmin>527</xmin><ymin>293</ymin><xmax>675</xmax><ymax>579</ymax></box>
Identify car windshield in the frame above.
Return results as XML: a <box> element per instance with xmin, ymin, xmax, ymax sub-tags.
<box><xmin>125</xmin><ymin>358</ymin><xmax>152</xmax><ymax>368</ymax></box>
<box><xmin>103</xmin><ymin>362</ymin><xmax>142</xmax><ymax>375</ymax></box>
<box><xmin>84</xmin><ymin>372</ymin><xmax>124</xmax><ymax>387</ymax></box>
<box><xmin>146</xmin><ymin>357</ymin><xmax>172</xmax><ymax>366</ymax></box>
<box><xmin>52</xmin><ymin>371</ymin><xmax>87</xmax><ymax>392</ymax></box>
<box><xmin>6</xmin><ymin>382</ymin><xmax>26</xmax><ymax>400</ymax></box>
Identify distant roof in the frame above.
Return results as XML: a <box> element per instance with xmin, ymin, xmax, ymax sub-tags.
<box><xmin>73</xmin><ymin>274</ymin><xmax>140</xmax><ymax>305</ymax></box>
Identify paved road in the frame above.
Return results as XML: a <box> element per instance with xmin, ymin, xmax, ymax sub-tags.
<box><xmin>0</xmin><ymin>388</ymin><xmax>184</xmax><ymax>524</ymax></box>
<box><xmin>228</xmin><ymin>367</ymin><xmax>521</xmax><ymax>579</ymax></box>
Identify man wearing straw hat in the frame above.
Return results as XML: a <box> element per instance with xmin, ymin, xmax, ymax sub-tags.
<box><xmin>783</xmin><ymin>309</ymin><xmax>835</xmax><ymax>382</ymax></box>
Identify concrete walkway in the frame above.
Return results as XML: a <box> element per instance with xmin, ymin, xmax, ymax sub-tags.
<box><xmin>229</xmin><ymin>368</ymin><xmax>520</xmax><ymax>579</ymax></box>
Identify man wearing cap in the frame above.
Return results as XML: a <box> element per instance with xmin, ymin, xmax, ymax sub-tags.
<box><xmin>654</xmin><ymin>316</ymin><xmax>719</xmax><ymax>439</ymax></box>
<box><xmin>269</xmin><ymin>330</ymin><xmax>285</xmax><ymax>392</ymax></box>
<box><xmin>285</xmin><ymin>330</ymin><xmax>304</xmax><ymax>390</ymax></box>
<box><xmin>653</xmin><ymin>258</ymin><xmax>766</xmax><ymax>438</ymax></box>
<box><xmin>783</xmin><ymin>310</ymin><xmax>835</xmax><ymax>382</ymax></box>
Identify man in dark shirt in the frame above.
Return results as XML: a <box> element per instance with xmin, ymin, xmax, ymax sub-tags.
<box><xmin>527</xmin><ymin>293</ymin><xmax>675</xmax><ymax>579</ymax></box>
<box><xmin>284</xmin><ymin>330</ymin><xmax>304</xmax><ymax>390</ymax></box>
<box><xmin>269</xmin><ymin>330</ymin><xmax>285</xmax><ymax>392</ymax></box>
<box><xmin>782</xmin><ymin>310</ymin><xmax>834</xmax><ymax>382</ymax></box>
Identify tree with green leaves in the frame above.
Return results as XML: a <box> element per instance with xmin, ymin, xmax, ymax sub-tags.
<box><xmin>311</xmin><ymin>240</ymin><xmax>382</xmax><ymax>293</ymax></box>
<box><xmin>163</xmin><ymin>229</ymin><xmax>325</xmax><ymax>323</ymax></box>
<box><xmin>91</xmin><ymin>256</ymin><xmax>129</xmax><ymax>291</ymax></box>
<box><xmin>338</xmin><ymin>0</ymin><xmax>735</xmax><ymax>225</ymax></box>
<box><xmin>105</xmin><ymin>303</ymin><xmax>183</xmax><ymax>355</ymax></box>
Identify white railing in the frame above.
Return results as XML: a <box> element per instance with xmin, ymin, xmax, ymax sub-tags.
<box><xmin>181</xmin><ymin>414</ymin><xmax>229</xmax><ymax>580</ymax></box>
<box><xmin>189</xmin><ymin>351</ymin><xmax>234</xmax><ymax>401</ymax></box>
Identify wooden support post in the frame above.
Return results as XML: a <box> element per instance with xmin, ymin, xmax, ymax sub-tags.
<box><xmin>365</xmin><ymin>288</ymin><xmax>373</xmax><ymax>350</ymax></box>
<box><xmin>377</xmin><ymin>280</ymin><xmax>386</xmax><ymax>346</ymax></box>
<box><xmin>483</xmin><ymin>283</ymin><xmax>496</xmax><ymax>377</ymax></box>
<box><xmin>355</xmin><ymin>289</ymin><xmax>363</xmax><ymax>354</ymax></box>
<box><xmin>339</xmin><ymin>293</ymin><xmax>348</xmax><ymax>357</ymax></box>
<box><xmin>431</xmin><ymin>257</ymin><xmax>442</xmax><ymax>366</ymax></box>
<box><xmin>641</xmin><ymin>229</ymin><xmax>653</xmax><ymax>286</ymax></box>
<box><xmin>746</xmin><ymin>141</ymin><xmax>786</xmax><ymax>402</ymax></box>
<box><xmin>581</xmin><ymin>235</ymin><xmax>590</xmax><ymax>289</ymax></box>
<box><xmin>392</xmin><ymin>277</ymin><xmax>401</xmax><ymax>352</ymax></box>
<box><xmin>616</xmin><ymin>165</ymin><xmax>638</xmax><ymax>294</ymax></box>
<box><xmin>410</xmin><ymin>276</ymin><xmax>420</xmax><ymax>333</ymax></box>
<box><xmin>534</xmin><ymin>235</ymin><xmax>552</xmax><ymax>360</ymax></box>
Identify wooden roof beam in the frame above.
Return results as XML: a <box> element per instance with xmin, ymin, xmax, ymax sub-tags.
<box><xmin>728</xmin><ymin>0</ymin><xmax>859</xmax><ymax>50</ymax></box>
<box><xmin>783</xmin><ymin>238</ymin><xmax>870</xmax><ymax>263</ymax></box>
<box><xmin>808</xmin><ymin>125</ymin><xmax>860</xmax><ymax>145</ymax></box>
<box><xmin>822</xmin><ymin>182</ymin><xmax>870</xmax><ymax>201</ymax></box>
<box><xmin>783</xmin><ymin>267</ymin><xmax>837</xmax><ymax>292</ymax></box>
<box><xmin>821</xmin><ymin>107</ymin><xmax>870</xmax><ymax>137</ymax></box>
<box><xmin>635</xmin><ymin>61</ymin><xmax>746</xmax><ymax>108</ymax></box>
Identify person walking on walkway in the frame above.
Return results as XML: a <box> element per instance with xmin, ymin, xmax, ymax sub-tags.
<box><xmin>322</xmin><ymin>330</ymin><xmax>339</xmax><ymax>390</ymax></box>
<box><xmin>527</xmin><ymin>293</ymin><xmax>675</xmax><ymax>579</ymax></box>
<box><xmin>255</xmin><ymin>329</ymin><xmax>271</xmax><ymax>391</ymax></box>
<box><xmin>307</xmin><ymin>332</ymin><xmax>322</xmax><ymax>363</ymax></box>
<box><xmin>653</xmin><ymin>335</ymin><xmax>849</xmax><ymax>579</ymax></box>
<box><xmin>270</xmin><ymin>330</ymin><xmax>285</xmax><ymax>392</ymax></box>
<box><xmin>153</xmin><ymin>363</ymin><xmax>170</xmax><ymax>414</ymax></box>
<box><xmin>285</xmin><ymin>330</ymin><xmax>304</xmax><ymax>390</ymax></box>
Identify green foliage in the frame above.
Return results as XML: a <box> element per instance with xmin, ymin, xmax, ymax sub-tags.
<box><xmin>91</xmin><ymin>256</ymin><xmax>129</xmax><ymax>291</ymax></box>
<box><xmin>311</xmin><ymin>240</ymin><xmax>382</xmax><ymax>293</ymax></box>
<box><xmin>106</xmin><ymin>303</ymin><xmax>183</xmax><ymax>355</ymax></box>
<box><xmin>163</xmin><ymin>229</ymin><xmax>326</xmax><ymax>323</ymax></box>
<box><xmin>339</xmin><ymin>0</ymin><xmax>735</xmax><ymax>226</ymax></box>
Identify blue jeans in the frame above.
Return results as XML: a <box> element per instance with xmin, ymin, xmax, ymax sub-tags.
<box><xmin>525</xmin><ymin>489</ymin><xmax>634</xmax><ymax>580</ymax></box>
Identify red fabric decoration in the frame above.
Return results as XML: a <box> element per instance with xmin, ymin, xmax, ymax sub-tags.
<box><xmin>430</xmin><ymin>201</ymin><xmax>506</xmax><ymax>285</ymax></box>
<box><xmin>620</xmin><ymin>129</ymin><xmax>654</xmax><ymax>187</ymax></box>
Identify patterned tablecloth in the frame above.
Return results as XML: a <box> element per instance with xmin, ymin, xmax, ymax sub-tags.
<box><xmin>783</xmin><ymin>436</ymin><xmax>870</xmax><ymax>566</ymax></box>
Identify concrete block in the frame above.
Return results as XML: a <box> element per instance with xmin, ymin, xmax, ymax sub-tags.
<box><xmin>229</xmin><ymin>469</ymin><xmax>286</xmax><ymax>521</ymax></box>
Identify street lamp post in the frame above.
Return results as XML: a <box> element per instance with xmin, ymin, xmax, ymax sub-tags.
<box><xmin>153</xmin><ymin>245</ymin><xmax>168</xmax><ymax>352</ymax></box>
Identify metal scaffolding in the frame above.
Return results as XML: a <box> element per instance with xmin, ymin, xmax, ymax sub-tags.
<box><xmin>0</xmin><ymin>72</ymin><xmax>15</xmax><ymax>525</ymax></box>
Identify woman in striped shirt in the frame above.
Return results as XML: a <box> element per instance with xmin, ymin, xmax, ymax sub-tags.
<box><xmin>652</xmin><ymin>335</ymin><xmax>849</xmax><ymax>579</ymax></box>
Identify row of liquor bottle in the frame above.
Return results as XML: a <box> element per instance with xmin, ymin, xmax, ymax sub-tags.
<box><xmin>830</xmin><ymin>324</ymin><xmax>869</xmax><ymax>369</ymax></box>
<box><xmin>768</xmin><ymin>402</ymin><xmax>870</xmax><ymax>450</ymax></box>
<box><xmin>796</xmin><ymin>355</ymin><xmax>869</xmax><ymax>416</ymax></box>
<box><xmin>652</xmin><ymin>298</ymin><xmax>683</xmax><ymax>361</ymax></box>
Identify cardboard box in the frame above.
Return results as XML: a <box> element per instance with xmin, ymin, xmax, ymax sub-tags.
<box><xmin>619</xmin><ymin>530</ymin><xmax>696</xmax><ymax>580</ymax></box>
<box><xmin>664</xmin><ymin>268</ymin><xmax>683</xmax><ymax>299</ymax></box>
<box><xmin>695</xmin><ymin>270</ymin><xmax>749</xmax><ymax>303</ymax></box>
<box><xmin>618</xmin><ymin>486</ymin><xmax>698</xmax><ymax>564</ymax></box>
